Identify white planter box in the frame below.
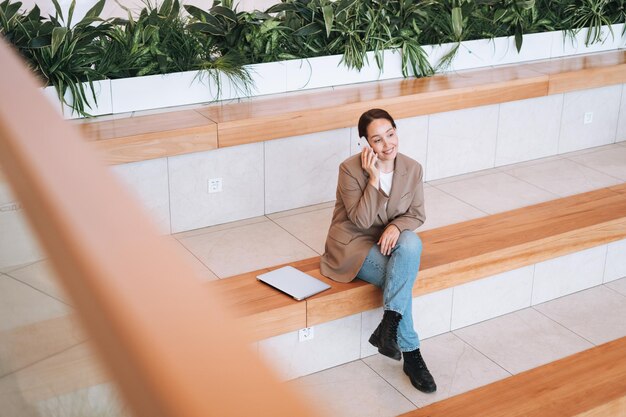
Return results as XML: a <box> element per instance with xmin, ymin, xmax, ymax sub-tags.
<box><xmin>285</xmin><ymin>49</ymin><xmax>404</xmax><ymax>91</ymax></box>
<box><xmin>109</xmin><ymin>61</ymin><xmax>288</xmax><ymax>114</ymax></box>
<box><xmin>490</xmin><ymin>32</ymin><xmax>554</xmax><ymax>65</ymax></box>
<box><xmin>42</xmin><ymin>79</ymin><xmax>112</xmax><ymax>119</ymax></box>
<box><xmin>429</xmin><ymin>31</ymin><xmax>554</xmax><ymax>72</ymax></box>
<box><xmin>247</xmin><ymin>61</ymin><xmax>288</xmax><ymax>96</ymax></box>
<box><xmin>110</xmin><ymin>70</ymin><xmax>231</xmax><ymax>114</ymax></box>
<box><xmin>551</xmin><ymin>23</ymin><xmax>625</xmax><ymax>58</ymax></box>
<box><xmin>43</xmin><ymin>24</ymin><xmax>625</xmax><ymax>118</ymax></box>
<box><xmin>429</xmin><ymin>40</ymin><xmax>496</xmax><ymax>72</ymax></box>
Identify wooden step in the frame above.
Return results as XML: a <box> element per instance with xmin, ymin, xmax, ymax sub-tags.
<box><xmin>399</xmin><ymin>336</ymin><xmax>626</xmax><ymax>417</ymax></box>
<box><xmin>79</xmin><ymin>50</ymin><xmax>626</xmax><ymax>164</ymax></box>
<box><xmin>79</xmin><ymin>109</ymin><xmax>218</xmax><ymax>164</ymax></box>
<box><xmin>209</xmin><ymin>183</ymin><xmax>626</xmax><ymax>340</ymax></box>
<box><xmin>196</xmin><ymin>64</ymin><xmax>548</xmax><ymax>148</ymax></box>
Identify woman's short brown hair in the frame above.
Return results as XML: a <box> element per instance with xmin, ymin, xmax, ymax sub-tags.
<box><xmin>358</xmin><ymin>108</ymin><xmax>397</xmax><ymax>139</ymax></box>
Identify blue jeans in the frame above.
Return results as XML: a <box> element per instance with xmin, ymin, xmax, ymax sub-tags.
<box><xmin>357</xmin><ymin>230</ymin><xmax>422</xmax><ymax>352</ymax></box>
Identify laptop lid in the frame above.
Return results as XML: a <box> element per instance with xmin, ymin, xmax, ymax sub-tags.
<box><xmin>257</xmin><ymin>266</ymin><xmax>331</xmax><ymax>301</ymax></box>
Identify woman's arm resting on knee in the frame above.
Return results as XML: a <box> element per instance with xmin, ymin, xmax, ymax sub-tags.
<box><xmin>378</xmin><ymin>224</ymin><xmax>401</xmax><ymax>255</ymax></box>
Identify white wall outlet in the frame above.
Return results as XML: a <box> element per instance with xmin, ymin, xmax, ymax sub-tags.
<box><xmin>584</xmin><ymin>112</ymin><xmax>593</xmax><ymax>124</ymax></box>
<box><xmin>298</xmin><ymin>327</ymin><xmax>315</xmax><ymax>342</ymax></box>
<box><xmin>0</xmin><ymin>202</ymin><xmax>22</xmax><ymax>212</ymax></box>
<box><xmin>208</xmin><ymin>178</ymin><xmax>223</xmax><ymax>193</ymax></box>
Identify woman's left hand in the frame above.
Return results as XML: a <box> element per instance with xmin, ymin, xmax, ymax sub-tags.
<box><xmin>378</xmin><ymin>225</ymin><xmax>400</xmax><ymax>256</ymax></box>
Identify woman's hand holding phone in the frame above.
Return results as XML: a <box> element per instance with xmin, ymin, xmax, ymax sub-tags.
<box><xmin>360</xmin><ymin>139</ymin><xmax>379</xmax><ymax>189</ymax></box>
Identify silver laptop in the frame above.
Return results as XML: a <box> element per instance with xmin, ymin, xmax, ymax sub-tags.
<box><xmin>257</xmin><ymin>266</ymin><xmax>331</xmax><ymax>301</ymax></box>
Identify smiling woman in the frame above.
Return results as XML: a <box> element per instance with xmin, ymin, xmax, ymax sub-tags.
<box><xmin>320</xmin><ymin>108</ymin><xmax>437</xmax><ymax>394</ymax></box>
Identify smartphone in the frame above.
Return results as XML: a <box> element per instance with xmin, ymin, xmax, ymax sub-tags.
<box><xmin>358</xmin><ymin>137</ymin><xmax>371</xmax><ymax>149</ymax></box>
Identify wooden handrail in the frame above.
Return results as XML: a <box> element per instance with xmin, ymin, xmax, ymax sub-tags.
<box><xmin>0</xmin><ymin>39</ymin><xmax>319</xmax><ymax>417</ymax></box>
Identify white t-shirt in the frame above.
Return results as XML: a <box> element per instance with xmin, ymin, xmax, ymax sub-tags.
<box><xmin>379</xmin><ymin>170</ymin><xmax>394</xmax><ymax>209</ymax></box>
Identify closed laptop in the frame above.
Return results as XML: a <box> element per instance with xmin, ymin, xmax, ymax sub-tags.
<box><xmin>257</xmin><ymin>266</ymin><xmax>331</xmax><ymax>301</ymax></box>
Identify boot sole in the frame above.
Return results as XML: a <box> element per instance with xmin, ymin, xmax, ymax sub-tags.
<box><xmin>369</xmin><ymin>334</ymin><xmax>401</xmax><ymax>361</ymax></box>
<box><xmin>403</xmin><ymin>367</ymin><xmax>437</xmax><ymax>393</ymax></box>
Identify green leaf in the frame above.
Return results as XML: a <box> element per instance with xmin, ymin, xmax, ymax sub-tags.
<box><xmin>67</xmin><ymin>0</ymin><xmax>75</xmax><ymax>27</ymax></box>
<box><xmin>184</xmin><ymin>5</ymin><xmax>212</xmax><ymax>22</ymax></box>
<box><xmin>75</xmin><ymin>16</ymin><xmax>102</xmax><ymax>27</ymax></box>
<box><xmin>188</xmin><ymin>21</ymin><xmax>224</xmax><ymax>36</ymax></box>
<box><xmin>3</xmin><ymin>2</ymin><xmax>22</xmax><ymax>21</ymax></box>
<box><xmin>293</xmin><ymin>22</ymin><xmax>322</xmax><ymax>37</ymax></box>
<box><xmin>515</xmin><ymin>25</ymin><xmax>523</xmax><ymax>52</ymax></box>
<box><xmin>494</xmin><ymin>9</ymin><xmax>506</xmax><ymax>22</ymax></box>
<box><xmin>51</xmin><ymin>0</ymin><xmax>63</xmax><ymax>21</ymax></box>
<box><xmin>335</xmin><ymin>0</ymin><xmax>357</xmax><ymax>16</ymax></box>
<box><xmin>159</xmin><ymin>0</ymin><xmax>173</xmax><ymax>16</ymax></box>
<box><xmin>451</xmin><ymin>7</ymin><xmax>463</xmax><ymax>40</ymax></box>
<box><xmin>26</xmin><ymin>5</ymin><xmax>41</xmax><ymax>22</ymax></box>
<box><xmin>265</xmin><ymin>3</ymin><xmax>297</xmax><ymax>14</ymax></box>
<box><xmin>189</xmin><ymin>7</ymin><xmax>222</xmax><ymax>28</ymax></box>
<box><xmin>515</xmin><ymin>0</ymin><xmax>535</xmax><ymax>11</ymax></box>
<box><xmin>144</xmin><ymin>24</ymin><xmax>159</xmax><ymax>42</ymax></box>
<box><xmin>51</xmin><ymin>26</ymin><xmax>68</xmax><ymax>56</ymax></box>
<box><xmin>251</xmin><ymin>10</ymin><xmax>272</xmax><ymax>20</ymax></box>
<box><xmin>211</xmin><ymin>5</ymin><xmax>237</xmax><ymax>23</ymax></box>
<box><xmin>84</xmin><ymin>0</ymin><xmax>105</xmax><ymax>19</ymax></box>
<box><xmin>322</xmin><ymin>4</ymin><xmax>334</xmax><ymax>37</ymax></box>
<box><xmin>30</xmin><ymin>35</ymin><xmax>49</xmax><ymax>48</ymax></box>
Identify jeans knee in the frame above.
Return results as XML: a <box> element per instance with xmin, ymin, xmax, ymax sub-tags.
<box><xmin>395</xmin><ymin>231</ymin><xmax>422</xmax><ymax>256</ymax></box>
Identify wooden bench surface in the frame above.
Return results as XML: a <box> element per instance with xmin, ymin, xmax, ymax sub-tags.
<box><xmin>196</xmin><ymin>64</ymin><xmax>548</xmax><ymax>148</ymax></box>
<box><xmin>79</xmin><ymin>109</ymin><xmax>218</xmax><ymax>164</ymax></box>
<box><xmin>399</xmin><ymin>336</ymin><xmax>626</xmax><ymax>417</ymax></box>
<box><xmin>210</xmin><ymin>183</ymin><xmax>626</xmax><ymax>341</ymax></box>
<box><xmin>80</xmin><ymin>50</ymin><xmax>626</xmax><ymax>164</ymax></box>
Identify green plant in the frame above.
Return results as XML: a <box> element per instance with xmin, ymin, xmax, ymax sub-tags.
<box><xmin>564</xmin><ymin>0</ymin><xmax>615</xmax><ymax>46</ymax></box>
<box><xmin>489</xmin><ymin>0</ymin><xmax>554</xmax><ymax>51</ymax></box>
<box><xmin>23</xmin><ymin>0</ymin><xmax>110</xmax><ymax>116</ymax></box>
<box><xmin>97</xmin><ymin>0</ymin><xmax>205</xmax><ymax>77</ymax></box>
<box><xmin>185</xmin><ymin>0</ymin><xmax>250</xmax><ymax>57</ymax></box>
<box><xmin>237</xmin><ymin>10</ymin><xmax>296</xmax><ymax>63</ymax></box>
<box><xmin>3</xmin><ymin>0</ymin><xmax>626</xmax><ymax>119</ymax></box>
<box><xmin>418</xmin><ymin>0</ymin><xmax>475</xmax><ymax>70</ymax></box>
<box><xmin>267</xmin><ymin>0</ymin><xmax>435</xmax><ymax>76</ymax></box>
<box><xmin>606</xmin><ymin>0</ymin><xmax>626</xmax><ymax>27</ymax></box>
<box><xmin>96</xmin><ymin>0</ymin><xmax>252</xmax><ymax>98</ymax></box>
<box><xmin>2</xmin><ymin>0</ymin><xmax>106</xmax><ymax>117</ymax></box>
<box><xmin>266</xmin><ymin>0</ymin><xmax>342</xmax><ymax>59</ymax></box>
<box><xmin>382</xmin><ymin>0</ymin><xmax>436</xmax><ymax>77</ymax></box>
<box><xmin>0</xmin><ymin>1</ymin><xmax>26</xmax><ymax>48</ymax></box>
<box><xmin>326</xmin><ymin>0</ymin><xmax>374</xmax><ymax>70</ymax></box>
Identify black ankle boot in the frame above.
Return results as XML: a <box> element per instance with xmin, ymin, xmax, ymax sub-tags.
<box><xmin>369</xmin><ymin>310</ymin><xmax>402</xmax><ymax>361</ymax></box>
<box><xmin>403</xmin><ymin>349</ymin><xmax>437</xmax><ymax>393</ymax></box>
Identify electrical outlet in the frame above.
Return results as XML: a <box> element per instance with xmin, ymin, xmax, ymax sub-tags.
<box><xmin>0</xmin><ymin>202</ymin><xmax>21</xmax><ymax>212</ymax></box>
<box><xmin>584</xmin><ymin>112</ymin><xmax>593</xmax><ymax>124</ymax></box>
<box><xmin>208</xmin><ymin>178</ymin><xmax>223</xmax><ymax>193</ymax></box>
<box><xmin>298</xmin><ymin>327</ymin><xmax>315</xmax><ymax>342</ymax></box>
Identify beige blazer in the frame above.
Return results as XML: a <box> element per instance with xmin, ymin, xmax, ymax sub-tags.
<box><xmin>320</xmin><ymin>152</ymin><xmax>426</xmax><ymax>283</ymax></box>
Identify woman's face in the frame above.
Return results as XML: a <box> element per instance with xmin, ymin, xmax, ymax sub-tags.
<box><xmin>366</xmin><ymin>118</ymin><xmax>398</xmax><ymax>162</ymax></box>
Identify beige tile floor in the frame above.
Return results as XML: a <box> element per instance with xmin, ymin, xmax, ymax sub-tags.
<box><xmin>289</xmin><ymin>278</ymin><xmax>626</xmax><ymax>417</ymax></box>
<box><xmin>1</xmin><ymin>142</ymin><xmax>626</xmax><ymax>417</ymax></box>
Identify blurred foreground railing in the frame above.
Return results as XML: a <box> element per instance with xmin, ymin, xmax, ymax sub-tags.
<box><xmin>0</xmin><ymin>39</ymin><xmax>319</xmax><ymax>417</ymax></box>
